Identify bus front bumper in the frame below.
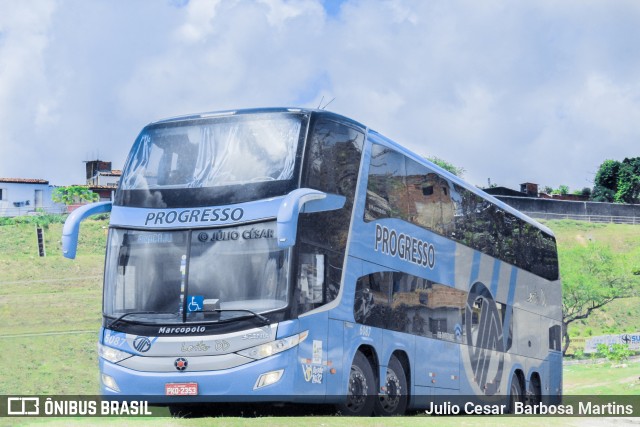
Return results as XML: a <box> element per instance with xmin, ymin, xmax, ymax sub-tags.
<box><xmin>99</xmin><ymin>351</ymin><xmax>317</xmax><ymax>404</ymax></box>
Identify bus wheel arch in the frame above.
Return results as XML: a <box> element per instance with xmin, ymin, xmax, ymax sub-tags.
<box><xmin>337</xmin><ymin>346</ymin><xmax>377</xmax><ymax>416</ymax></box>
<box><xmin>374</xmin><ymin>351</ymin><xmax>409</xmax><ymax>416</ymax></box>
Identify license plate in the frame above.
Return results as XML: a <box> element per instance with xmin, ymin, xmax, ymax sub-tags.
<box><xmin>165</xmin><ymin>382</ymin><xmax>198</xmax><ymax>396</ymax></box>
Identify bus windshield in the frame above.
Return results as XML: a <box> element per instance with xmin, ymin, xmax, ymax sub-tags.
<box><xmin>103</xmin><ymin>222</ymin><xmax>289</xmax><ymax>324</ymax></box>
<box><xmin>120</xmin><ymin>113</ymin><xmax>304</xmax><ymax>190</ymax></box>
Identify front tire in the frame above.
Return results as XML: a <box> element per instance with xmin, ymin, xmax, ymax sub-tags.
<box><xmin>336</xmin><ymin>351</ymin><xmax>376</xmax><ymax>416</ymax></box>
<box><xmin>374</xmin><ymin>355</ymin><xmax>408</xmax><ymax>416</ymax></box>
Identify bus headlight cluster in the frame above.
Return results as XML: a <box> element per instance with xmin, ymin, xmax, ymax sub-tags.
<box><xmin>237</xmin><ymin>331</ymin><xmax>308</xmax><ymax>360</ymax></box>
<box><xmin>98</xmin><ymin>343</ymin><xmax>133</xmax><ymax>364</ymax></box>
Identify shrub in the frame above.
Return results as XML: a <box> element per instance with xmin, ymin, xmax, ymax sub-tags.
<box><xmin>608</xmin><ymin>344</ymin><xmax>633</xmax><ymax>364</ymax></box>
<box><xmin>0</xmin><ymin>213</ymin><xmax>67</xmax><ymax>229</ymax></box>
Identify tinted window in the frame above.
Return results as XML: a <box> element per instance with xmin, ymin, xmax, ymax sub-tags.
<box><xmin>354</xmin><ymin>272</ymin><xmax>393</xmax><ymax>329</ymax></box>
<box><xmin>296</xmin><ymin>119</ymin><xmax>364</xmax><ymax>315</ymax></box>
<box><xmin>365</xmin><ymin>144</ymin><xmax>408</xmax><ymax>222</ymax></box>
<box><xmin>406</xmin><ymin>157</ymin><xmax>456</xmax><ymax>236</ymax></box>
<box><xmin>364</xmin><ymin>143</ymin><xmax>559</xmax><ymax>281</ymax></box>
<box><xmin>549</xmin><ymin>324</ymin><xmax>562</xmax><ymax>352</ymax></box>
<box><xmin>355</xmin><ymin>272</ymin><xmax>467</xmax><ymax>343</ymax></box>
<box><xmin>300</xmin><ymin>119</ymin><xmax>364</xmax><ymax>253</ymax></box>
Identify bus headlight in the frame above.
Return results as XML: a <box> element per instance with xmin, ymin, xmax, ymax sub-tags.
<box><xmin>101</xmin><ymin>374</ymin><xmax>121</xmax><ymax>392</ymax></box>
<box><xmin>254</xmin><ymin>369</ymin><xmax>284</xmax><ymax>390</ymax></box>
<box><xmin>237</xmin><ymin>331</ymin><xmax>308</xmax><ymax>360</ymax></box>
<box><xmin>98</xmin><ymin>343</ymin><xmax>133</xmax><ymax>364</ymax></box>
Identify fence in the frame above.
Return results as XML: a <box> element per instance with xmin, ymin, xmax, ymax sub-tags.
<box><xmin>495</xmin><ymin>196</ymin><xmax>640</xmax><ymax>225</ymax></box>
<box><xmin>0</xmin><ymin>205</ymin><xmax>67</xmax><ymax>218</ymax></box>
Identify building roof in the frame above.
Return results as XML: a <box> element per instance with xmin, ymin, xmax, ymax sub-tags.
<box><xmin>0</xmin><ymin>178</ymin><xmax>49</xmax><ymax>185</ymax></box>
<box><xmin>88</xmin><ymin>185</ymin><xmax>118</xmax><ymax>189</ymax></box>
<box><xmin>97</xmin><ymin>171</ymin><xmax>122</xmax><ymax>177</ymax></box>
<box><xmin>483</xmin><ymin>186</ymin><xmax>530</xmax><ymax>197</ymax></box>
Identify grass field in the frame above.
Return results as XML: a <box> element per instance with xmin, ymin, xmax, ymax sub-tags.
<box><xmin>0</xmin><ymin>220</ymin><xmax>105</xmax><ymax>396</ymax></box>
<box><xmin>1</xmin><ymin>219</ymin><xmax>639</xmax><ymax>425</ymax></box>
<box><xmin>542</xmin><ymin>220</ymin><xmax>640</xmax><ymax>347</ymax></box>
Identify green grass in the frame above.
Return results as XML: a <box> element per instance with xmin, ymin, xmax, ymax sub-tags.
<box><xmin>564</xmin><ymin>361</ymin><xmax>640</xmax><ymax>395</ymax></box>
<box><xmin>3</xmin><ymin>416</ymin><xmax>600</xmax><ymax>427</ymax></box>
<box><xmin>544</xmin><ymin>219</ymin><xmax>640</xmax><ymax>253</ymax></box>
<box><xmin>0</xmin><ymin>220</ymin><xmax>107</xmax><ymax>397</ymax></box>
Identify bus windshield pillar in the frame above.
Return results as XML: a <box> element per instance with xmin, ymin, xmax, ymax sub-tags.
<box><xmin>276</xmin><ymin>188</ymin><xmax>345</xmax><ymax>248</ymax></box>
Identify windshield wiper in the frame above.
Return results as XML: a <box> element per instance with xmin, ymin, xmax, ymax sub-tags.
<box><xmin>107</xmin><ymin>311</ymin><xmax>177</xmax><ymax>329</ymax></box>
<box><xmin>205</xmin><ymin>309</ymin><xmax>271</xmax><ymax>325</ymax></box>
<box><xmin>108</xmin><ymin>309</ymin><xmax>271</xmax><ymax>329</ymax></box>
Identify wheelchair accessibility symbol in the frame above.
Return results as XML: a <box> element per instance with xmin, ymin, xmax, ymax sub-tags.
<box><xmin>187</xmin><ymin>296</ymin><xmax>204</xmax><ymax>312</ymax></box>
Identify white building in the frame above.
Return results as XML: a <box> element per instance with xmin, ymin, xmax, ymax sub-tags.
<box><xmin>0</xmin><ymin>178</ymin><xmax>65</xmax><ymax>217</ymax></box>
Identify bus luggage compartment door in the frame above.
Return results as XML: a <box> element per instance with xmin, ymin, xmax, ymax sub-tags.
<box><xmin>415</xmin><ymin>337</ymin><xmax>460</xmax><ymax>390</ymax></box>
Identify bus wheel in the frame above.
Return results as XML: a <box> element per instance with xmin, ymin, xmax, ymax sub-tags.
<box><xmin>527</xmin><ymin>375</ymin><xmax>542</xmax><ymax>406</ymax></box>
<box><xmin>508</xmin><ymin>373</ymin><xmax>524</xmax><ymax>413</ymax></box>
<box><xmin>374</xmin><ymin>355</ymin><xmax>408</xmax><ymax>416</ymax></box>
<box><xmin>336</xmin><ymin>351</ymin><xmax>375</xmax><ymax>416</ymax></box>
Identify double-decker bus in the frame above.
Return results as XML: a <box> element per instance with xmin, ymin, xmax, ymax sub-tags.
<box><xmin>63</xmin><ymin>108</ymin><xmax>561</xmax><ymax>416</ymax></box>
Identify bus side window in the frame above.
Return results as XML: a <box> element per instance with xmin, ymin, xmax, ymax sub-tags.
<box><xmin>354</xmin><ymin>272</ymin><xmax>392</xmax><ymax>328</ymax></box>
<box><xmin>299</xmin><ymin>119</ymin><xmax>363</xmax><ymax>252</ymax></box>
<box><xmin>549</xmin><ymin>323</ymin><xmax>562</xmax><ymax>352</ymax></box>
<box><xmin>365</xmin><ymin>145</ymin><xmax>408</xmax><ymax>222</ymax></box>
<box><xmin>405</xmin><ymin>158</ymin><xmax>455</xmax><ymax>236</ymax></box>
<box><xmin>390</xmin><ymin>276</ymin><xmax>466</xmax><ymax>341</ymax></box>
<box><xmin>298</xmin><ymin>253</ymin><xmax>325</xmax><ymax>305</ymax></box>
<box><xmin>305</xmin><ymin>119</ymin><xmax>363</xmax><ymax>198</ymax></box>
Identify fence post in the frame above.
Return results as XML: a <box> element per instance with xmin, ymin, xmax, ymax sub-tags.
<box><xmin>36</xmin><ymin>227</ymin><xmax>46</xmax><ymax>257</ymax></box>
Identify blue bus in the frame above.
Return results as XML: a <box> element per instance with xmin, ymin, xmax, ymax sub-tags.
<box><xmin>63</xmin><ymin>108</ymin><xmax>562</xmax><ymax>416</ymax></box>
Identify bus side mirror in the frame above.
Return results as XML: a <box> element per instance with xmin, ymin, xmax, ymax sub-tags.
<box><xmin>62</xmin><ymin>201</ymin><xmax>113</xmax><ymax>259</ymax></box>
<box><xmin>276</xmin><ymin>188</ymin><xmax>345</xmax><ymax>249</ymax></box>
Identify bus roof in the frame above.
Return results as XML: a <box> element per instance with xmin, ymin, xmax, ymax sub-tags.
<box><xmin>150</xmin><ymin>107</ymin><xmax>364</xmax><ymax>127</ymax></box>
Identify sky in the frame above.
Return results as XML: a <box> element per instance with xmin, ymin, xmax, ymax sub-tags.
<box><xmin>1</xmin><ymin>0</ymin><xmax>640</xmax><ymax>192</ymax></box>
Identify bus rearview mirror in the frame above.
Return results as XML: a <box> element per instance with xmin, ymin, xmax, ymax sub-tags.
<box><xmin>62</xmin><ymin>201</ymin><xmax>113</xmax><ymax>259</ymax></box>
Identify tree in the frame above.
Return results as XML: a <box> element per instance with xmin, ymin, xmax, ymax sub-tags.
<box><xmin>614</xmin><ymin>161</ymin><xmax>640</xmax><ymax>203</ymax></box>
<box><xmin>427</xmin><ymin>156</ymin><xmax>465</xmax><ymax>177</ymax></box>
<box><xmin>553</xmin><ymin>185</ymin><xmax>570</xmax><ymax>195</ymax></box>
<box><xmin>560</xmin><ymin>242</ymin><xmax>640</xmax><ymax>355</ymax></box>
<box><xmin>593</xmin><ymin>157</ymin><xmax>640</xmax><ymax>204</ymax></box>
<box><xmin>52</xmin><ymin>185</ymin><xmax>99</xmax><ymax>206</ymax></box>
<box><xmin>594</xmin><ymin>159</ymin><xmax>620</xmax><ymax>192</ymax></box>
<box><xmin>591</xmin><ymin>185</ymin><xmax>615</xmax><ymax>202</ymax></box>
<box><xmin>580</xmin><ymin>187</ymin><xmax>592</xmax><ymax>198</ymax></box>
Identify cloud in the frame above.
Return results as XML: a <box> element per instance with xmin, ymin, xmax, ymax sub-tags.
<box><xmin>119</xmin><ymin>0</ymin><xmax>327</xmax><ymax>121</ymax></box>
<box><xmin>0</xmin><ymin>1</ymin><xmax>57</xmax><ymax>178</ymax></box>
<box><xmin>1</xmin><ymin>0</ymin><xmax>640</xmax><ymax>192</ymax></box>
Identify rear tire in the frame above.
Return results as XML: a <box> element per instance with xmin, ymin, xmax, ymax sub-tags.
<box><xmin>336</xmin><ymin>351</ymin><xmax>375</xmax><ymax>416</ymax></box>
<box><xmin>508</xmin><ymin>373</ymin><xmax>524</xmax><ymax>414</ymax></box>
<box><xmin>527</xmin><ymin>375</ymin><xmax>542</xmax><ymax>406</ymax></box>
<box><xmin>374</xmin><ymin>355</ymin><xmax>408</xmax><ymax>416</ymax></box>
